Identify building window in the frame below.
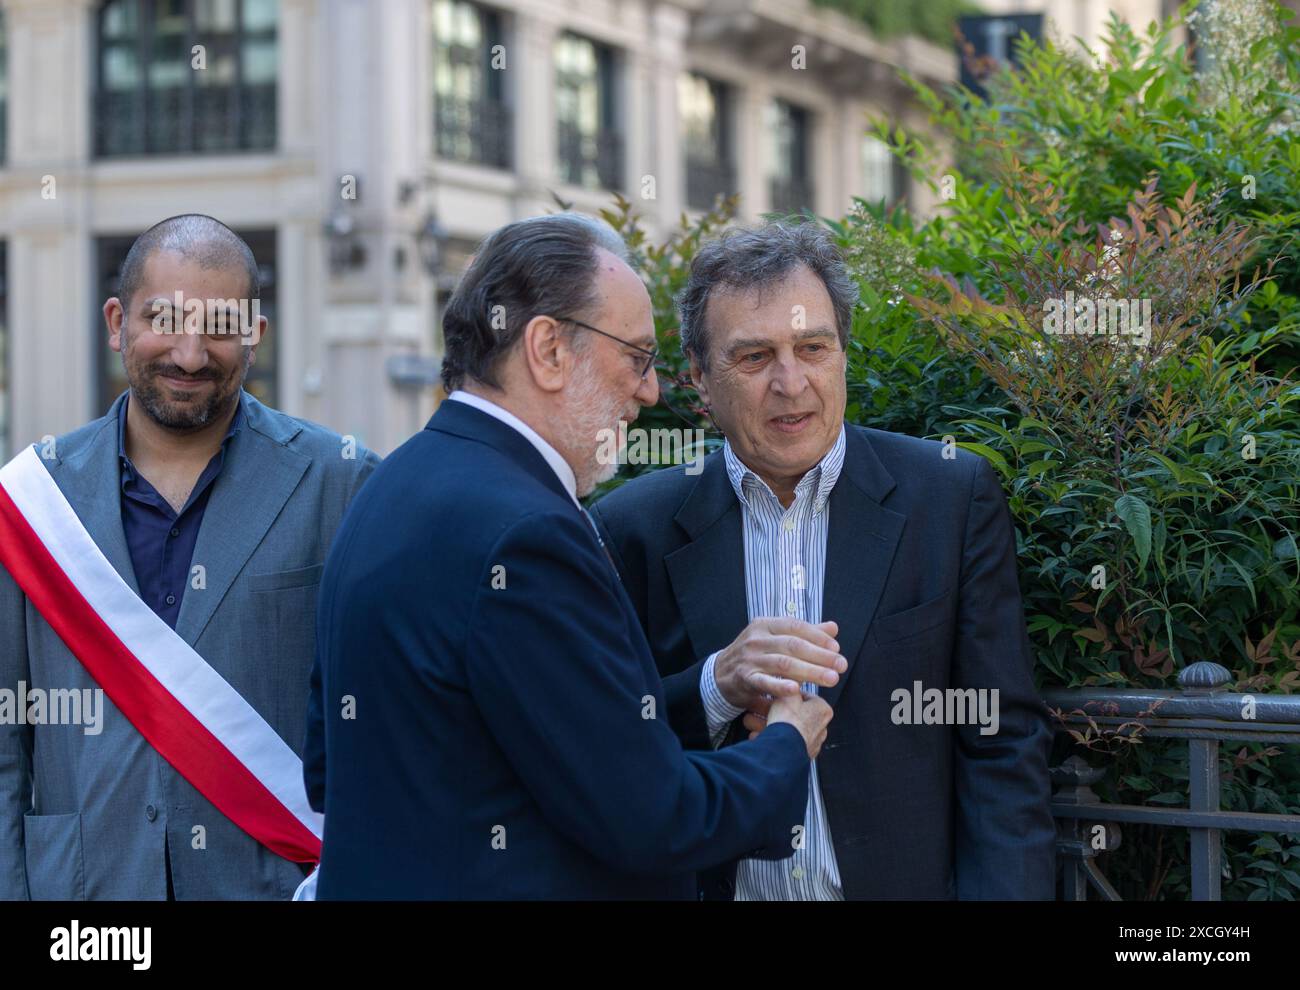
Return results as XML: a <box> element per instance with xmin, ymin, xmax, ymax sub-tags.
<box><xmin>433</xmin><ymin>0</ymin><xmax>510</xmax><ymax>169</ymax></box>
<box><xmin>95</xmin><ymin>0</ymin><xmax>278</xmax><ymax>158</ymax></box>
<box><xmin>680</xmin><ymin>73</ymin><xmax>735</xmax><ymax>211</ymax></box>
<box><xmin>767</xmin><ymin>99</ymin><xmax>813</xmax><ymax>216</ymax></box>
<box><xmin>861</xmin><ymin>132</ymin><xmax>907</xmax><ymax>208</ymax></box>
<box><xmin>95</xmin><ymin>230</ymin><xmax>278</xmax><ymax>413</ymax></box>
<box><xmin>555</xmin><ymin>33</ymin><xmax>622</xmax><ymax>191</ymax></box>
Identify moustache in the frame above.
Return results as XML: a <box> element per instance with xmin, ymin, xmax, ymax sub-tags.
<box><xmin>149</xmin><ymin>365</ymin><xmax>222</xmax><ymax>383</ymax></box>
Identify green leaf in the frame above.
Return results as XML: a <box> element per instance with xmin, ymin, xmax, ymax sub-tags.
<box><xmin>1018</xmin><ymin>440</ymin><xmax>1058</xmax><ymax>455</ymax></box>
<box><xmin>954</xmin><ymin>442</ymin><xmax>1011</xmax><ymax>479</ymax></box>
<box><xmin>1115</xmin><ymin>494</ymin><xmax>1153</xmax><ymax>571</ymax></box>
<box><xmin>1146</xmin><ymin>451</ymin><xmax>1213</xmax><ymax>487</ymax></box>
<box><xmin>1147</xmin><ymin>792</ymin><xmax>1185</xmax><ymax>805</ymax></box>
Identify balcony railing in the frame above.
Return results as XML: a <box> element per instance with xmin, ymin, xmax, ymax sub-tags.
<box><xmin>769</xmin><ymin>176</ymin><xmax>815</xmax><ymax>216</ymax></box>
<box><xmin>686</xmin><ymin>156</ymin><xmax>736</xmax><ymax>211</ymax></box>
<box><xmin>94</xmin><ymin>83</ymin><xmax>276</xmax><ymax>158</ymax></box>
<box><xmin>1044</xmin><ymin>661</ymin><xmax>1300</xmax><ymax>900</ymax></box>
<box><xmin>557</xmin><ymin>122</ymin><xmax>623</xmax><ymax>191</ymax></box>
<box><xmin>434</xmin><ymin>94</ymin><xmax>511</xmax><ymax>169</ymax></box>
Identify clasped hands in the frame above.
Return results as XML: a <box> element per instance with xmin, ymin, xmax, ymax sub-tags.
<box><xmin>713</xmin><ymin>618</ymin><xmax>843</xmax><ymax>759</ymax></box>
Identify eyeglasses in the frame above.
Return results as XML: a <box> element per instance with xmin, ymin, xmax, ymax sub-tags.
<box><xmin>559</xmin><ymin>317</ymin><xmax>659</xmax><ymax>380</ymax></box>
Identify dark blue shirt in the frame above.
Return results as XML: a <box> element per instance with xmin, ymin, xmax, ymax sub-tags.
<box><xmin>118</xmin><ymin>394</ymin><xmax>244</xmax><ymax>630</ymax></box>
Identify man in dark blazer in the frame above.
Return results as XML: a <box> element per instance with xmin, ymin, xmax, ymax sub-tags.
<box><xmin>303</xmin><ymin>213</ymin><xmax>833</xmax><ymax>899</ymax></box>
<box><xmin>591</xmin><ymin>222</ymin><xmax>1056</xmax><ymax>900</ymax></box>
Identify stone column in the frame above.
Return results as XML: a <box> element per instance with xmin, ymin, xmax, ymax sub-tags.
<box><xmin>734</xmin><ymin>85</ymin><xmax>769</xmax><ymax>222</ymax></box>
<box><xmin>513</xmin><ymin>9</ymin><xmax>558</xmax><ymax>218</ymax></box>
<box><xmin>644</xmin><ymin>4</ymin><xmax>688</xmax><ymax>235</ymax></box>
<box><xmin>2</xmin><ymin>0</ymin><xmax>98</xmax><ymax>445</ymax></box>
<box><xmin>317</xmin><ymin>0</ymin><xmax>432</xmax><ymax>453</ymax></box>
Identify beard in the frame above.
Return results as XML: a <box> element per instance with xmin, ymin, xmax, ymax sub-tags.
<box><xmin>559</xmin><ymin>355</ymin><xmax>631</xmax><ymax>498</ymax></box>
<box><xmin>121</xmin><ymin>334</ymin><xmax>248</xmax><ymax>432</ymax></box>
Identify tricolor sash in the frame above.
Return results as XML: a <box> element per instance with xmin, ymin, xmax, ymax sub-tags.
<box><xmin>0</xmin><ymin>445</ymin><xmax>323</xmax><ymax>866</ymax></box>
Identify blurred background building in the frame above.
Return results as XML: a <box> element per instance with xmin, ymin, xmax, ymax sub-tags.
<box><xmin>0</xmin><ymin>0</ymin><xmax>1193</xmax><ymax>455</ymax></box>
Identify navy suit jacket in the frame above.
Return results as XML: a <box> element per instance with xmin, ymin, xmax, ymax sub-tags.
<box><xmin>590</xmin><ymin>424</ymin><xmax>1057</xmax><ymax>900</ymax></box>
<box><xmin>303</xmin><ymin>399</ymin><xmax>811</xmax><ymax>899</ymax></box>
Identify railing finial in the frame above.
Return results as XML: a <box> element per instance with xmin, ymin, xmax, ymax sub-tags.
<box><xmin>1178</xmin><ymin>660</ymin><xmax>1232</xmax><ymax>694</ymax></box>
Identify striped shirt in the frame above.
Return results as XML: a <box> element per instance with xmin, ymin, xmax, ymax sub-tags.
<box><xmin>700</xmin><ymin>425</ymin><xmax>847</xmax><ymax>900</ymax></box>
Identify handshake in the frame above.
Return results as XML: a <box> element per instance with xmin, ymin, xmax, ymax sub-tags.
<box><xmin>713</xmin><ymin>618</ymin><xmax>844</xmax><ymax>760</ymax></box>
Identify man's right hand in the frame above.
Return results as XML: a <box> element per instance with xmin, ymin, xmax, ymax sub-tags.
<box><xmin>713</xmin><ymin>618</ymin><xmax>844</xmax><ymax>715</ymax></box>
<box><xmin>765</xmin><ymin>692</ymin><xmax>833</xmax><ymax>760</ymax></box>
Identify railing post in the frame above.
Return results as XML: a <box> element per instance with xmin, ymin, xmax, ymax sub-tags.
<box><xmin>1180</xmin><ymin>661</ymin><xmax>1232</xmax><ymax>901</ymax></box>
<box><xmin>1051</xmin><ymin>755</ymin><xmax>1109</xmax><ymax>900</ymax></box>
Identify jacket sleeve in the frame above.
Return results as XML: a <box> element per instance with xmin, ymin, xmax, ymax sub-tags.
<box><xmin>659</xmin><ymin>659</ymin><xmax>713</xmax><ymax>750</ymax></box>
<box><xmin>464</xmin><ymin>509</ymin><xmax>810</xmax><ymax>875</ymax></box>
<box><xmin>588</xmin><ymin>501</ymin><xmax>713</xmax><ymax>750</ymax></box>
<box><xmin>0</xmin><ymin>562</ymin><xmax>32</xmax><ymax>899</ymax></box>
<box><xmin>952</xmin><ymin>457</ymin><xmax>1056</xmax><ymax>900</ymax></box>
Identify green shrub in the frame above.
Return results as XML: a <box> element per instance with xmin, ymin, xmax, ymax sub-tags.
<box><xmin>885</xmin><ymin>0</ymin><xmax>1300</xmax><ymax>373</ymax></box>
<box><xmin>869</xmin><ymin>0</ymin><xmax>1300</xmax><ymax>898</ymax></box>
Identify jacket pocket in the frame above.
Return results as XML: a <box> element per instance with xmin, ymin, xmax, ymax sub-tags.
<box><xmin>23</xmin><ymin>811</ymin><xmax>85</xmax><ymax>900</ymax></box>
<box><xmin>871</xmin><ymin>589</ymin><xmax>954</xmax><ymax>645</ymax></box>
<box><xmin>248</xmin><ymin>563</ymin><xmax>325</xmax><ymax>593</ymax></box>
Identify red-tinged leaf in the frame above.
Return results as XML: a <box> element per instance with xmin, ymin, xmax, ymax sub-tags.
<box><xmin>1257</xmin><ymin>627</ymin><xmax>1279</xmax><ymax>659</ymax></box>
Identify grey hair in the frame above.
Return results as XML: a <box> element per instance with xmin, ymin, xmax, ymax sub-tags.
<box><xmin>440</xmin><ymin>212</ymin><xmax>630</xmax><ymax>392</ymax></box>
<box><xmin>676</xmin><ymin>222</ymin><xmax>856</xmax><ymax>371</ymax></box>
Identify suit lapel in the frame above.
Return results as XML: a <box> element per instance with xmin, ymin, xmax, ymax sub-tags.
<box><xmin>664</xmin><ymin>454</ymin><xmax>749</xmax><ymax>665</ymax></box>
<box><xmin>174</xmin><ymin>399</ymin><xmax>309</xmax><ymax>646</ymax></box>
<box><xmin>819</xmin><ymin>427</ymin><xmax>906</xmax><ymax>707</ymax></box>
<box><xmin>51</xmin><ymin>393</ymin><xmax>141</xmax><ymax>596</ymax></box>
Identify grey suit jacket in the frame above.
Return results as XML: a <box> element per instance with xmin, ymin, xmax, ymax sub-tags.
<box><xmin>0</xmin><ymin>390</ymin><xmax>380</xmax><ymax>900</ymax></box>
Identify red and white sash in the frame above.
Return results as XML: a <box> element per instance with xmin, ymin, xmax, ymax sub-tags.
<box><xmin>0</xmin><ymin>445</ymin><xmax>323</xmax><ymax>866</ymax></box>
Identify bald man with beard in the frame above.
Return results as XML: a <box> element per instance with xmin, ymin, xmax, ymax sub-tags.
<box><xmin>0</xmin><ymin>214</ymin><xmax>379</xmax><ymax>900</ymax></box>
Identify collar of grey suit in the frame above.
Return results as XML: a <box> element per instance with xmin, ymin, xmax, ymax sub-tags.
<box><xmin>39</xmin><ymin>388</ymin><xmax>312</xmax><ymax>647</ymax></box>
<box><xmin>116</xmin><ymin>388</ymin><xmax>246</xmax><ymax>483</ymax></box>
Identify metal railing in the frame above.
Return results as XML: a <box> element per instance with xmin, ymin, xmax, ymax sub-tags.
<box><xmin>434</xmin><ymin>94</ymin><xmax>511</xmax><ymax>169</ymax></box>
<box><xmin>557</xmin><ymin>122</ymin><xmax>623</xmax><ymax>191</ymax></box>
<box><xmin>769</xmin><ymin>176</ymin><xmax>815</xmax><ymax>216</ymax></box>
<box><xmin>1043</xmin><ymin>661</ymin><xmax>1300</xmax><ymax>900</ymax></box>
<box><xmin>685</xmin><ymin>156</ymin><xmax>736</xmax><ymax>211</ymax></box>
<box><xmin>94</xmin><ymin>84</ymin><xmax>276</xmax><ymax>158</ymax></box>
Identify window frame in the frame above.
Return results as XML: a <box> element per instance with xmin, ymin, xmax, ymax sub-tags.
<box><xmin>93</xmin><ymin>0</ymin><xmax>279</xmax><ymax>159</ymax></box>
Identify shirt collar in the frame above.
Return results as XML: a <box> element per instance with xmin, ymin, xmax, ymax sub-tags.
<box><xmin>446</xmin><ymin>389</ymin><xmax>580</xmax><ymax>508</ymax></box>
<box><xmin>723</xmin><ymin>423</ymin><xmax>846</xmax><ymax>514</ymax></box>
<box><xmin>118</xmin><ymin>389</ymin><xmax>246</xmax><ymax>476</ymax></box>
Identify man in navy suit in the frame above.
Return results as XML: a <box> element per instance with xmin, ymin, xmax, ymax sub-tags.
<box><xmin>591</xmin><ymin>222</ymin><xmax>1056</xmax><ymax>900</ymax></box>
<box><xmin>303</xmin><ymin>213</ymin><xmax>837</xmax><ymax>899</ymax></box>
